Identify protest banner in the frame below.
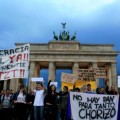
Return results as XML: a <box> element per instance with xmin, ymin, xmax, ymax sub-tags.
<box><xmin>62</xmin><ymin>80</ymin><xmax>97</xmax><ymax>91</ymax></box>
<box><xmin>69</xmin><ymin>92</ymin><xmax>119</xmax><ymax>120</ymax></box>
<box><xmin>0</xmin><ymin>44</ymin><xmax>30</xmax><ymax>80</ymax></box>
<box><xmin>61</xmin><ymin>72</ymin><xmax>77</xmax><ymax>84</ymax></box>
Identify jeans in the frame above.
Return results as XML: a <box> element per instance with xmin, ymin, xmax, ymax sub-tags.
<box><xmin>34</xmin><ymin>106</ymin><xmax>44</xmax><ymax>120</ymax></box>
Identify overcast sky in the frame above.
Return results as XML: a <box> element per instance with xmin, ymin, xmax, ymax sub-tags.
<box><xmin>0</xmin><ymin>0</ymin><xmax>120</xmax><ymax>75</ymax></box>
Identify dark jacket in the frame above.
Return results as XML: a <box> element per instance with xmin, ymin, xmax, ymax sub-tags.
<box><xmin>13</xmin><ymin>91</ymin><xmax>28</xmax><ymax>102</ymax></box>
<box><xmin>105</xmin><ymin>85</ymin><xmax>117</xmax><ymax>95</ymax></box>
<box><xmin>58</xmin><ymin>91</ymin><xmax>68</xmax><ymax>109</ymax></box>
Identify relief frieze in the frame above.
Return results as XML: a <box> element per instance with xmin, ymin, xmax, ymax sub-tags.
<box><xmin>49</xmin><ymin>43</ymin><xmax>79</xmax><ymax>50</ymax></box>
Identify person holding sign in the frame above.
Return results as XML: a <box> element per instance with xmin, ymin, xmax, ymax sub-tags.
<box><xmin>30</xmin><ymin>81</ymin><xmax>46</xmax><ymax>120</ymax></box>
<box><xmin>44</xmin><ymin>80</ymin><xmax>59</xmax><ymax>120</ymax></box>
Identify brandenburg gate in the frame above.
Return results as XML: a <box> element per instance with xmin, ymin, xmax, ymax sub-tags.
<box><xmin>2</xmin><ymin>24</ymin><xmax>119</xmax><ymax>91</ymax></box>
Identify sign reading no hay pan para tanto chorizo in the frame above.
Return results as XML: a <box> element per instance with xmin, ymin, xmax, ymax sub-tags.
<box><xmin>69</xmin><ymin>92</ymin><xmax>119</xmax><ymax>120</ymax></box>
<box><xmin>0</xmin><ymin>44</ymin><xmax>30</xmax><ymax>80</ymax></box>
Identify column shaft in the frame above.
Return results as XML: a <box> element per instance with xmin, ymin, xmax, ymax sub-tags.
<box><xmin>10</xmin><ymin>79</ymin><xmax>15</xmax><ymax>91</ymax></box>
<box><xmin>3</xmin><ymin>81</ymin><xmax>7</xmax><ymax>90</ymax></box>
<box><xmin>29</xmin><ymin>62</ymin><xmax>36</xmax><ymax>89</ymax></box>
<box><xmin>72</xmin><ymin>62</ymin><xmax>79</xmax><ymax>79</ymax></box>
<box><xmin>106</xmin><ymin>63</ymin><xmax>112</xmax><ymax>87</ymax></box>
<box><xmin>111</xmin><ymin>62</ymin><xmax>117</xmax><ymax>86</ymax></box>
<box><xmin>48</xmin><ymin>62</ymin><xmax>55</xmax><ymax>81</ymax></box>
<box><xmin>92</xmin><ymin>62</ymin><xmax>99</xmax><ymax>86</ymax></box>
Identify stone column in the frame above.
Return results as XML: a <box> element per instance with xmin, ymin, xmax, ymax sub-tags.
<box><xmin>30</xmin><ymin>62</ymin><xmax>36</xmax><ymax>78</ymax></box>
<box><xmin>29</xmin><ymin>62</ymin><xmax>36</xmax><ymax>89</ymax></box>
<box><xmin>105</xmin><ymin>63</ymin><xmax>112</xmax><ymax>88</ymax></box>
<box><xmin>48</xmin><ymin>62</ymin><xmax>55</xmax><ymax>81</ymax></box>
<box><xmin>10</xmin><ymin>78</ymin><xmax>20</xmax><ymax>92</ymax></box>
<box><xmin>35</xmin><ymin>63</ymin><xmax>40</xmax><ymax>77</ymax></box>
<box><xmin>3</xmin><ymin>80</ymin><xmax>7</xmax><ymax>90</ymax></box>
<box><xmin>92</xmin><ymin>62</ymin><xmax>99</xmax><ymax>86</ymax></box>
<box><xmin>111</xmin><ymin>62</ymin><xmax>117</xmax><ymax>86</ymax></box>
<box><xmin>72</xmin><ymin>62</ymin><xmax>79</xmax><ymax>79</ymax></box>
<box><xmin>10</xmin><ymin>79</ymin><xmax>15</xmax><ymax>91</ymax></box>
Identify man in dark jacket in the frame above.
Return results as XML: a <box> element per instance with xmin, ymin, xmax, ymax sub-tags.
<box><xmin>59</xmin><ymin>86</ymin><xmax>69</xmax><ymax>120</ymax></box>
<box><xmin>106</xmin><ymin>85</ymin><xmax>117</xmax><ymax>95</ymax></box>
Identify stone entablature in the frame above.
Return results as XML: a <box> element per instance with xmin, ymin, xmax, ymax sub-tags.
<box><xmin>15</xmin><ymin>42</ymin><xmax>115</xmax><ymax>51</ymax></box>
<box><xmin>15</xmin><ymin>42</ymin><xmax>118</xmax><ymax>63</ymax></box>
<box><xmin>80</xmin><ymin>44</ymin><xmax>114</xmax><ymax>51</ymax></box>
<box><xmin>49</xmin><ymin>41</ymin><xmax>80</xmax><ymax>50</ymax></box>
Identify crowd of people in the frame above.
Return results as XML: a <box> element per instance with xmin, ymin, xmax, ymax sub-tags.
<box><xmin>0</xmin><ymin>80</ymin><xmax>118</xmax><ymax>120</ymax></box>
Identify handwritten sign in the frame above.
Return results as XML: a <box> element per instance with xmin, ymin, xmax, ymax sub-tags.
<box><xmin>78</xmin><ymin>68</ymin><xmax>106</xmax><ymax>81</ymax></box>
<box><xmin>70</xmin><ymin>92</ymin><xmax>119</xmax><ymax>120</ymax></box>
<box><xmin>61</xmin><ymin>73</ymin><xmax>77</xmax><ymax>84</ymax></box>
<box><xmin>0</xmin><ymin>44</ymin><xmax>30</xmax><ymax>80</ymax></box>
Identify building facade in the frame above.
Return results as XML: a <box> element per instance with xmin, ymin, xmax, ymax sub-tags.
<box><xmin>1</xmin><ymin>40</ymin><xmax>118</xmax><ymax>91</ymax></box>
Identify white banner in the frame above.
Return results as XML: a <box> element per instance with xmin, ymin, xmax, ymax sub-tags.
<box><xmin>31</xmin><ymin>77</ymin><xmax>43</xmax><ymax>82</ymax></box>
<box><xmin>0</xmin><ymin>44</ymin><xmax>30</xmax><ymax>80</ymax></box>
<box><xmin>70</xmin><ymin>92</ymin><xmax>119</xmax><ymax>120</ymax></box>
<box><xmin>50</xmin><ymin>82</ymin><xmax>58</xmax><ymax>87</ymax></box>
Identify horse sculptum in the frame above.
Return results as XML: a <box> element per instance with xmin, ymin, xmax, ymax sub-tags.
<box><xmin>71</xmin><ymin>32</ymin><xmax>76</xmax><ymax>41</ymax></box>
<box><xmin>59</xmin><ymin>32</ymin><xmax>62</xmax><ymax>40</ymax></box>
<box><xmin>53</xmin><ymin>31</ymin><xmax>58</xmax><ymax>40</ymax></box>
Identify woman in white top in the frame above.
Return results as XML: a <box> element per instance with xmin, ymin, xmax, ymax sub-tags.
<box><xmin>13</xmin><ymin>84</ymin><xmax>28</xmax><ymax>120</ymax></box>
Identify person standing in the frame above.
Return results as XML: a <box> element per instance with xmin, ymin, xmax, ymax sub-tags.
<box><xmin>44</xmin><ymin>80</ymin><xmax>59</xmax><ymax>120</ymax></box>
<box><xmin>105</xmin><ymin>85</ymin><xmax>117</xmax><ymax>95</ymax></box>
<box><xmin>59</xmin><ymin>86</ymin><xmax>69</xmax><ymax>120</ymax></box>
<box><xmin>1</xmin><ymin>89</ymin><xmax>13</xmax><ymax>120</ymax></box>
<box><xmin>26</xmin><ymin>91</ymin><xmax>35</xmax><ymax>120</ymax></box>
<box><xmin>13</xmin><ymin>84</ymin><xmax>28</xmax><ymax>120</ymax></box>
<box><xmin>85</xmin><ymin>84</ymin><xmax>95</xmax><ymax>94</ymax></box>
<box><xmin>30</xmin><ymin>81</ymin><xmax>45</xmax><ymax>120</ymax></box>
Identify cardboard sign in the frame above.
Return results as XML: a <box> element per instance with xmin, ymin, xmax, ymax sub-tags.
<box><xmin>78</xmin><ymin>68</ymin><xmax>106</xmax><ymax>81</ymax></box>
<box><xmin>61</xmin><ymin>73</ymin><xmax>77</xmax><ymax>84</ymax></box>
